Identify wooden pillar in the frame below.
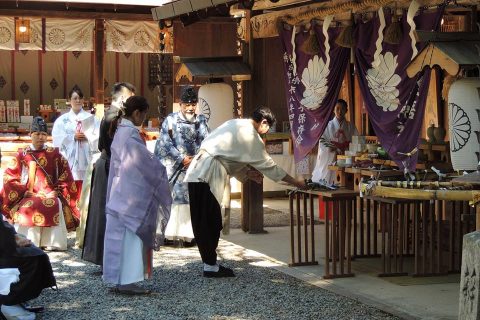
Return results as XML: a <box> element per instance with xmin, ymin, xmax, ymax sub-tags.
<box><xmin>476</xmin><ymin>204</ymin><xmax>480</xmax><ymax>231</ymax></box>
<box><xmin>241</xmin><ymin>9</ymin><xmax>265</xmax><ymax>233</ymax></box>
<box><xmin>353</xmin><ymin>73</ymin><xmax>364</xmax><ymax>135</ymax></box>
<box><xmin>94</xmin><ymin>19</ymin><xmax>105</xmax><ymax>107</ymax></box>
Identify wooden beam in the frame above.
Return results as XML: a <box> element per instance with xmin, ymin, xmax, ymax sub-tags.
<box><xmin>0</xmin><ymin>9</ymin><xmax>153</xmax><ymax>20</ymax></box>
<box><xmin>94</xmin><ymin>19</ymin><xmax>105</xmax><ymax>106</ymax></box>
<box><xmin>252</xmin><ymin>0</ymin><xmax>311</xmax><ymax>11</ymax></box>
<box><xmin>251</xmin><ymin>0</ymin><xmax>480</xmax><ymax>39</ymax></box>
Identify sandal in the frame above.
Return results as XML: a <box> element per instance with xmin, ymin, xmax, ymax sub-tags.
<box><xmin>109</xmin><ymin>284</ymin><xmax>151</xmax><ymax>296</ymax></box>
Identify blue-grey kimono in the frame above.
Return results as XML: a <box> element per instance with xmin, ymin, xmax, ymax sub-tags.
<box><xmin>154</xmin><ymin>112</ymin><xmax>209</xmax><ymax>204</ymax></box>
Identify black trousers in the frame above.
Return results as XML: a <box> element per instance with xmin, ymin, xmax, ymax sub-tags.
<box><xmin>82</xmin><ymin>153</ymin><xmax>109</xmax><ymax>265</ymax></box>
<box><xmin>0</xmin><ymin>253</ymin><xmax>56</xmax><ymax>306</ymax></box>
<box><xmin>188</xmin><ymin>182</ymin><xmax>222</xmax><ymax>265</ymax></box>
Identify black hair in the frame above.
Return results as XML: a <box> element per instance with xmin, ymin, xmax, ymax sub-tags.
<box><xmin>251</xmin><ymin>106</ymin><xmax>276</xmax><ymax>127</ymax></box>
<box><xmin>111</xmin><ymin>82</ymin><xmax>136</xmax><ymax>102</ymax></box>
<box><xmin>336</xmin><ymin>99</ymin><xmax>348</xmax><ymax>111</ymax></box>
<box><xmin>109</xmin><ymin>96</ymin><xmax>149</xmax><ymax>138</ymax></box>
<box><xmin>69</xmin><ymin>85</ymin><xmax>84</xmax><ymax>99</ymax></box>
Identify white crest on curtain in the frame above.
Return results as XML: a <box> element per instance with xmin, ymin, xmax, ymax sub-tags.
<box><xmin>367</xmin><ymin>8</ymin><xmax>400</xmax><ymax>112</ymax></box>
<box><xmin>106</xmin><ymin>20</ymin><xmax>160</xmax><ymax>53</ymax></box>
<box><xmin>300</xmin><ymin>15</ymin><xmax>333</xmax><ymax>110</ymax></box>
<box><xmin>18</xmin><ymin>18</ymin><xmax>42</xmax><ymax>51</ymax></box>
<box><xmin>0</xmin><ymin>17</ymin><xmax>15</xmax><ymax>50</ymax></box>
<box><xmin>45</xmin><ymin>19</ymin><xmax>94</xmax><ymax>51</ymax></box>
<box><xmin>407</xmin><ymin>0</ymin><xmax>420</xmax><ymax>60</ymax></box>
<box><xmin>366</xmin><ymin>52</ymin><xmax>401</xmax><ymax>111</ymax></box>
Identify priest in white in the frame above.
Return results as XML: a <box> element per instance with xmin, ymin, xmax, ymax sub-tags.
<box><xmin>184</xmin><ymin>107</ymin><xmax>306</xmax><ymax>278</ymax></box>
<box><xmin>312</xmin><ymin>99</ymin><xmax>359</xmax><ymax>184</ymax></box>
<box><xmin>52</xmin><ymin>86</ymin><xmax>100</xmax><ymax>184</ymax></box>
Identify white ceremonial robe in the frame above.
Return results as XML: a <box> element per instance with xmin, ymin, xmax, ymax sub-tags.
<box><xmin>15</xmin><ymin>202</ymin><xmax>68</xmax><ymax>251</ymax></box>
<box><xmin>52</xmin><ymin>109</ymin><xmax>100</xmax><ymax>181</ymax></box>
<box><xmin>312</xmin><ymin>118</ymin><xmax>359</xmax><ymax>184</ymax></box>
<box><xmin>184</xmin><ymin>119</ymin><xmax>287</xmax><ymax>206</ymax></box>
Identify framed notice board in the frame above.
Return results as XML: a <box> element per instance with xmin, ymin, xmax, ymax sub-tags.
<box><xmin>148</xmin><ymin>53</ymin><xmax>173</xmax><ymax>85</ymax></box>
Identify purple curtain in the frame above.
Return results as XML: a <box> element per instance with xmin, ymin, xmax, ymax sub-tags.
<box><xmin>279</xmin><ymin>23</ymin><xmax>350</xmax><ymax>162</ymax></box>
<box><xmin>354</xmin><ymin>7</ymin><xmax>443</xmax><ymax>170</ymax></box>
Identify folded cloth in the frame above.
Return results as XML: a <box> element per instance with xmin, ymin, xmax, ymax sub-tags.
<box><xmin>1</xmin><ymin>304</ymin><xmax>36</xmax><ymax>320</ymax></box>
<box><xmin>0</xmin><ymin>269</ymin><xmax>20</xmax><ymax>295</ymax></box>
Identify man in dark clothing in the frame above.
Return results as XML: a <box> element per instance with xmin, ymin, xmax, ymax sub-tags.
<box><xmin>0</xmin><ymin>217</ymin><xmax>56</xmax><ymax>319</ymax></box>
<box><xmin>82</xmin><ymin>82</ymin><xmax>136</xmax><ymax>267</ymax></box>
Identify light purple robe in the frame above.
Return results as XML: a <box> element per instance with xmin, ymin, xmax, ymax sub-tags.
<box><xmin>103</xmin><ymin>119</ymin><xmax>172</xmax><ymax>284</ymax></box>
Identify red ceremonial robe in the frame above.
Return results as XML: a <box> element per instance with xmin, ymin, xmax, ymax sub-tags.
<box><xmin>2</xmin><ymin>146</ymin><xmax>80</xmax><ymax>231</ymax></box>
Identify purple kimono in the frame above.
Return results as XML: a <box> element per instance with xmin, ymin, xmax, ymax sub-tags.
<box><xmin>103</xmin><ymin>119</ymin><xmax>172</xmax><ymax>284</ymax></box>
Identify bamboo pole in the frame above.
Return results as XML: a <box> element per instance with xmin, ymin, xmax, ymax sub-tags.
<box><xmin>377</xmin><ymin>180</ymin><xmax>475</xmax><ymax>189</ymax></box>
<box><xmin>363</xmin><ymin>185</ymin><xmax>480</xmax><ymax>202</ymax></box>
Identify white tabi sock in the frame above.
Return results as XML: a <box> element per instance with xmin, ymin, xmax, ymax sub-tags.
<box><xmin>203</xmin><ymin>263</ymin><xmax>219</xmax><ymax>272</ymax></box>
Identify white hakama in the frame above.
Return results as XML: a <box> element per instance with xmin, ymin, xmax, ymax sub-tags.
<box><xmin>164</xmin><ymin>204</ymin><xmax>195</xmax><ymax>241</ymax></box>
<box><xmin>15</xmin><ymin>202</ymin><xmax>68</xmax><ymax>250</ymax></box>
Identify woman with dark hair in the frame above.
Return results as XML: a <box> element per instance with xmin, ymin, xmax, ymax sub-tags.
<box><xmin>52</xmin><ymin>86</ymin><xmax>100</xmax><ymax>189</ymax></box>
<box><xmin>102</xmin><ymin>96</ymin><xmax>171</xmax><ymax>295</ymax></box>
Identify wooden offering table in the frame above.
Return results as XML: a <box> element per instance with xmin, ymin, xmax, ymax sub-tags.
<box><xmin>288</xmin><ymin>188</ymin><xmax>358</xmax><ymax>279</ymax></box>
<box><xmin>362</xmin><ymin>181</ymin><xmax>480</xmax><ymax>276</ymax></box>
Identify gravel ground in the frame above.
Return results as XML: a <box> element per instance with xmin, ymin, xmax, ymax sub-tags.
<box><xmin>229</xmin><ymin>207</ymin><xmax>290</xmax><ymax>228</ymax></box>
<box><xmin>31</xmin><ymin>235</ymin><xmax>401</xmax><ymax>320</ymax></box>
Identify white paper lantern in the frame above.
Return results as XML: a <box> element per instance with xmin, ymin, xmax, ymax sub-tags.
<box><xmin>447</xmin><ymin>78</ymin><xmax>480</xmax><ymax>171</ymax></box>
<box><xmin>198</xmin><ymin>82</ymin><xmax>234</xmax><ymax>130</ymax></box>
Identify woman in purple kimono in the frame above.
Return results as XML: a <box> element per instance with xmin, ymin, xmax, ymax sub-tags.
<box><xmin>102</xmin><ymin>96</ymin><xmax>171</xmax><ymax>295</ymax></box>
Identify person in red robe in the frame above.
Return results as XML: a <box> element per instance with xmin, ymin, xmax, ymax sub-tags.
<box><xmin>2</xmin><ymin>117</ymin><xmax>80</xmax><ymax>251</ymax></box>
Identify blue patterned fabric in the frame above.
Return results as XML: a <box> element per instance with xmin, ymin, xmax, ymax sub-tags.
<box><xmin>154</xmin><ymin>112</ymin><xmax>209</xmax><ymax>204</ymax></box>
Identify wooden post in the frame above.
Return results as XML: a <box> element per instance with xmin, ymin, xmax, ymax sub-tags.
<box><xmin>240</xmin><ymin>9</ymin><xmax>266</xmax><ymax>234</ymax></box>
<box><xmin>94</xmin><ymin>19</ymin><xmax>105</xmax><ymax>106</ymax></box>
<box><xmin>476</xmin><ymin>204</ymin><xmax>480</xmax><ymax>231</ymax></box>
<box><xmin>353</xmin><ymin>73</ymin><xmax>363</xmax><ymax>135</ymax></box>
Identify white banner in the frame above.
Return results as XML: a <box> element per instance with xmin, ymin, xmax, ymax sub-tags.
<box><xmin>0</xmin><ymin>17</ymin><xmax>15</xmax><ymax>50</ymax></box>
<box><xmin>106</xmin><ymin>20</ymin><xmax>160</xmax><ymax>53</ymax></box>
<box><xmin>45</xmin><ymin>18</ymin><xmax>94</xmax><ymax>51</ymax></box>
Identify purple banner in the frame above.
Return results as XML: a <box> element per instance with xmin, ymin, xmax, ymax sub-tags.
<box><xmin>354</xmin><ymin>7</ymin><xmax>443</xmax><ymax>170</ymax></box>
<box><xmin>279</xmin><ymin>23</ymin><xmax>350</xmax><ymax>162</ymax></box>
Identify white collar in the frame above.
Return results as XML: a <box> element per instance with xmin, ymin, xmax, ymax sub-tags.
<box><xmin>68</xmin><ymin>108</ymin><xmax>90</xmax><ymax>121</ymax></box>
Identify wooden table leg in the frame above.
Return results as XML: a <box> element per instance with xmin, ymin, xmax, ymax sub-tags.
<box><xmin>310</xmin><ymin>194</ymin><xmax>315</xmax><ymax>263</ymax></box>
<box><xmin>289</xmin><ymin>193</ymin><xmax>294</xmax><ymax>265</ymax></box>
<box><xmin>332</xmin><ymin>203</ymin><xmax>338</xmax><ymax>276</ymax></box>
<box><xmin>324</xmin><ymin>201</ymin><xmax>330</xmax><ymax>278</ymax></box>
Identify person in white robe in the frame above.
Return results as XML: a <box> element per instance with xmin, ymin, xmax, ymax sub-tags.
<box><xmin>52</xmin><ymin>86</ymin><xmax>100</xmax><ymax>184</ymax></box>
<box><xmin>184</xmin><ymin>107</ymin><xmax>306</xmax><ymax>278</ymax></box>
<box><xmin>312</xmin><ymin>99</ymin><xmax>359</xmax><ymax>184</ymax></box>
<box><xmin>103</xmin><ymin>96</ymin><xmax>171</xmax><ymax>295</ymax></box>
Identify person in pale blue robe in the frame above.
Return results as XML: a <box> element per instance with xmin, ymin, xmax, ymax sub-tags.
<box><xmin>103</xmin><ymin>96</ymin><xmax>171</xmax><ymax>295</ymax></box>
<box><xmin>154</xmin><ymin>86</ymin><xmax>209</xmax><ymax>245</ymax></box>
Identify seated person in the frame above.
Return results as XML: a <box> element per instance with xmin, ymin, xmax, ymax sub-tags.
<box><xmin>0</xmin><ymin>216</ymin><xmax>56</xmax><ymax>320</ymax></box>
<box><xmin>2</xmin><ymin>117</ymin><xmax>80</xmax><ymax>251</ymax></box>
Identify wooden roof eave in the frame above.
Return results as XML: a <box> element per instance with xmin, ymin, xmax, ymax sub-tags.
<box><xmin>406</xmin><ymin>32</ymin><xmax>480</xmax><ymax>77</ymax></box>
<box><xmin>174</xmin><ymin>56</ymin><xmax>251</xmax><ymax>83</ymax></box>
<box><xmin>406</xmin><ymin>44</ymin><xmax>460</xmax><ymax>77</ymax></box>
